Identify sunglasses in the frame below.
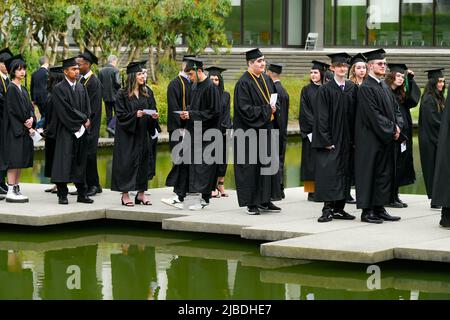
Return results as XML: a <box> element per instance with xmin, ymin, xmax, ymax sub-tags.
<box><xmin>375</xmin><ymin>62</ymin><xmax>387</xmax><ymax>66</ymax></box>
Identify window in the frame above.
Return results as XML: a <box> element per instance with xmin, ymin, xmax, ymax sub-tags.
<box><xmin>367</xmin><ymin>0</ymin><xmax>400</xmax><ymax>46</ymax></box>
<box><xmin>401</xmin><ymin>0</ymin><xmax>433</xmax><ymax>46</ymax></box>
<box><xmin>225</xmin><ymin>0</ymin><xmax>242</xmax><ymax>45</ymax></box>
<box><xmin>336</xmin><ymin>0</ymin><xmax>366</xmax><ymax>46</ymax></box>
<box><xmin>287</xmin><ymin>0</ymin><xmax>303</xmax><ymax>46</ymax></box>
<box><xmin>436</xmin><ymin>0</ymin><xmax>450</xmax><ymax>47</ymax></box>
<box><xmin>243</xmin><ymin>0</ymin><xmax>271</xmax><ymax>46</ymax></box>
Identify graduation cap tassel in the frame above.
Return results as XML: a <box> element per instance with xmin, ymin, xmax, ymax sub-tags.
<box><xmin>405</xmin><ymin>73</ymin><xmax>410</xmax><ymax>95</ymax></box>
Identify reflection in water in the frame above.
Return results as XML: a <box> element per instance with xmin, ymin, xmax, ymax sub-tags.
<box><xmin>23</xmin><ymin>135</ymin><xmax>427</xmax><ymax>195</ymax></box>
<box><xmin>0</xmin><ymin>222</ymin><xmax>449</xmax><ymax>300</ymax></box>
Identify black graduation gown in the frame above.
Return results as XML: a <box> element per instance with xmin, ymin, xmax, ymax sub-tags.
<box><xmin>0</xmin><ymin>76</ymin><xmax>10</xmax><ymax>171</ymax></box>
<box><xmin>167</xmin><ymin>74</ymin><xmax>190</xmax><ymax>140</ymax></box>
<box><xmin>431</xmin><ymin>100</ymin><xmax>450</xmax><ymax>207</ymax></box>
<box><xmin>186</xmin><ymin>78</ymin><xmax>220</xmax><ymax>194</ymax></box>
<box><xmin>299</xmin><ymin>82</ymin><xmax>320</xmax><ymax>181</ymax></box>
<box><xmin>233</xmin><ymin>71</ymin><xmax>282</xmax><ymax>207</ymax></box>
<box><xmin>355</xmin><ymin>76</ymin><xmax>403</xmax><ymax>209</ymax></box>
<box><xmin>391</xmin><ymin>77</ymin><xmax>420</xmax><ymax>187</ymax></box>
<box><xmin>50</xmin><ymin>80</ymin><xmax>91</xmax><ymax>184</ymax></box>
<box><xmin>3</xmin><ymin>82</ymin><xmax>35</xmax><ymax>169</ymax></box>
<box><xmin>274</xmin><ymin>80</ymin><xmax>290</xmax><ymax>185</ymax></box>
<box><xmin>418</xmin><ymin>92</ymin><xmax>443</xmax><ymax>199</ymax></box>
<box><xmin>312</xmin><ymin>80</ymin><xmax>357</xmax><ymax>202</ymax></box>
<box><xmin>111</xmin><ymin>89</ymin><xmax>157</xmax><ymax>192</ymax></box>
<box><xmin>43</xmin><ymin>93</ymin><xmax>56</xmax><ymax>178</ymax></box>
<box><xmin>145</xmin><ymin>85</ymin><xmax>161</xmax><ymax>180</ymax></box>
<box><xmin>80</xmin><ymin>73</ymin><xmax>102</xmax><ymax>158</ymax></box>
<box><xmin>216</xmin><ymin>91</ymin><xmax>231</xmax><ymax>177</ymax></box>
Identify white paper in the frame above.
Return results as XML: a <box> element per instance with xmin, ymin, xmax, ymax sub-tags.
<box><xmin>173</xmin><ymin>111</ymin><xmax>184</xmax><ymax>114</ymax></box>
<box><xmin>74</xmin><ymin>125</ymin><xmax>85</xmax><ymax>139</ymax></box>
<box><xmin>151</xmin><ymin>129</ymin><xmax>160</xmax><ymax>140</ymax></box>
<box><xmin>307</xmin><ymin>133</ymin><xmax>313</xmax><ymax>143</ymax></box>
<box><xmin>31</xmin><ymin>131</ymin><xmax>43</xmax><ymax>144</ymax></box>
<box><xmin>401</xmin><ymin>141</ymin><xmax>407</xmax><ymax>153</ymax></box>
<box><xmin>143</xmin><ymin>109</ymin><xmax>157</xmax><ymax>115</ymax></box>
<box><xmin>270</xmin><ymin>93</ymin><xmax>278</xmax><ymax>107</ymax></box>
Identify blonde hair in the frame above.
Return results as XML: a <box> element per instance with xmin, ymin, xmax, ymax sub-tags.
<box><xmin>349</xmin><ymin>62</ymin><xmax>368</xmax><ymax>84</ymax></box>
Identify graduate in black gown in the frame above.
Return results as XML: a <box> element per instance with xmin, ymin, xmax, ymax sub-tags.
<box><xmin>3</xmin><ymin>54</ymin><xmax>36</xmax><ymax>203</ymax></box>
<box><xmin>170</xmin><ymin>58</ymin><xmax>220</xmax><ymax>209</ymax></box>
<box><xmin>233</xmin><ymin>48</ymin><xmax>282</xmax><ymax>215</ymax></box>
<box><xmin>0</xmin><ymin>47</ymin><xmax>13</xmax><ymax>197</ymax></box>
<box><xmin>384</xmin><ymin>64</ymin><xmax>420</xmax><ymax>208</ymax></box>
<box><xmin>267</xmin><ymin>63</ymin><xmax>289</xmax><ymax>199</ymax></box>
<box><xmin>355</xmin><ymin>49</ymin><xmax>403</xmax><ymax>224</ymax></box>
<box><xmin>111</xmin><ymin>61</ymin><xmax>159</xmax><ymax>206</ymax></box>
<box><xmin>432</xmin><ymin>94</ymin><xmax>450</xmax><ymax>229</ymax></box>
<box><xmin>163</xmin><ymin>55</ymin><xmax>193</xmax><ymax>208</ymax></box>
<box><xmin>50</xmin><ymin>57</ymin><xmax>93</xmax><ymax>205</ymax></box>
<box><xmin>418</xmin><ymin>68</ymin><xmax>446</xmax><ymax>209</ymax></box>
<box><xmin>312</xmin><ymin>53</ymin><xmax>357</xmax><ymax>223</ymax></box>
<box><xmin>206</xmin><ymin>66</ymin><xmax>231</xmax><ymax>198</ymax></box>
<box><xmin>299</xmin><ymin>60</ymin><xmax>329</xmax><ymax>202</ymax></box>
<box><xmin>43</xmin><ymin>66</ymin><xmax>64</xmax><ymax>194</ymax></box>
<box><xmin>76</xmin><ymin>49</ymin><xmax>103</xmax><ymax>197</ymax></box>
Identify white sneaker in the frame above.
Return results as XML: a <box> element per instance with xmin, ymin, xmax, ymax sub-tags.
<box><xmin>161</xmin><ymin>196</ymin><xmax>184</xmax><ymax>209</ymax></box>
<box><xmin>188</xmin><ymin>199</ymin><xmax>209</xmax><ymax>211</ymax></box>
<box><xmin>6</xmin><ymin>185</ymin><xmax>29</xmax><ymax>203</ymax></box>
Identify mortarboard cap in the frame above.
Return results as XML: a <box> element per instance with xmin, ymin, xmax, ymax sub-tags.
<box><xmin>311</xmin><ymin>60</ymin><xmax>330</xmax><ymax>71</ymax></box>
<box><xmin>0</xmin><ymin>48</ymin><xmax>13</xmax><ymax>63</ymax></box>
<box><xmin>78</xmin><ymin>48</ymin><xmax>98</xmax><ymax>65</ymax></box>
<box><xmin>327</xmin><ymin>52</ymin><xmax>351</xmax><ymax>64</ymax></box>
<box><xmin>245</xmin><ymin>48</ymin><xmax>263</xmax><ymax>61</ymax></box>
<box><xmin>425</xmin><ymin>68</ymin><xmax>445</xmax><ymax>79</ymax></box>
<box><xmin>183</xmin><ymin>55</ymin><xmax>196</xmax><ymax>62</ymax></box>
<box><xmin>61</xmin><ymin>57</ymin><xmax>78</xmax><ymax>70</ymax></box>
<box><xmin>5</xmin><ymin>54</ymin><xmax>25</xmax><ymax>73</ymax></box>
<box><xmin>205</xmin><ymin>66</ymin><xmax>227</xmax><ymax>76</ymax></box>
<box><xmin>49</xmin><ymin>66</ymin><xmax>64</xmax><ymax>74</ymax></box>
<box><xmin>350</xmin><ymin>53</ymin><xmax>367</xmax><ymax>66</ymax></box>
<box><xmin>138</xmin><ymin>60</ymin><xmax>148</xmax><ymax>70</ymax></box>
<box><xmin>388</xmin><ymin>63</ymin><xmax>408</xmax><ymax>74</ymax></box>
<box><xmin>268</xmin><ymin>63</ymin><xmax>283</xmax><ymax>74</ymax></box>
<box><xmin>185</xmin><ymin>58</ymin><xmax>204</xmax><ymax>71</ymax></box>
<box><xmin>364</xmin><ymin>48</ymin><xmax>386</xmax><ymax>62</ymax></box>
<box><xmin>126</xmin><ymin>61</ymin><xmax>145</xmax><ymax>74</ymax></box>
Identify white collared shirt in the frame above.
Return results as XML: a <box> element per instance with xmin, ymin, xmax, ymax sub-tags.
<box><xmin>83</xmin><ymin>70</ymin><xmax>93</xmax><ymax>79</ymax></box>
<box><xmin>0</xmin><ymin>71</ymin><xmax>7</xmax><ymax>81</ymax></box>
<box><xmin>369</xmin><ymin>74</ymin><xmax>381</xmax><ymax>83</ymax></box>
<box><xmin>65</xmin><ymin>77</ymin><xmax>77</xmax><ymax>88</ymax></box>
<box><xmin>334</xmin><ymin>77</ymin><xmax>346</xmax><ymax>87</ymax></box>
<box><xmin>273</xmin><ymin>79</ymin><xmax>280</xmax><ymax>83</ymax></box>
<box><xmin>178</xmin><ymin>71</ymin><xmax>189</xmax><ymax>81</ymax></box>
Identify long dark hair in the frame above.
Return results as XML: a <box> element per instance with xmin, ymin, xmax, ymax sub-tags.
<box><xmin>423</xmin><ymin>77</ymin><xmax>446</xmax><ymax>112</ymax></box>
<box><xmin>47</xmin><ymin>73</ymin><xmax>64</xmax><ymax>93</ymax></box>
<box><xmin>209</xmin><ymin>73</ymin><xmax>224</xmax><ymax>95</ymax></box>
<box><xmin>10</xmin><ymin>62</ymin><xmax>26</xmax><ymax>80</ymax></box>
<box><xmin>385</xmin><ymin>71</ymin><xmax>406</xmax><ymax>104</ymax></box>
<box><xmin>126</xmin><ymin>72</ymin><xmax>149</xmax><ymax>98</ymax></box>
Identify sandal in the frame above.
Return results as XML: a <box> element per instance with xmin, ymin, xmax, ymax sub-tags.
<box><xmin>135</xmin><ymin>194</ymin><xmax>152</xmax><ymax>205</ymax></box>
<box><xmin>217</xmin><ymin>181</ymin><xmax>229</xmax><ymax>197</ymax></box>
<box><xmin>121</xmin><ymin>195</ymin><xmax>134</xmax><ymax>207</ymax></box>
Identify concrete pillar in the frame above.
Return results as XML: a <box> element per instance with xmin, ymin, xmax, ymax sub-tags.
<box><xmin>310</xmin><ymin>0</ymin><xmax>324</xmax><ymax>50</ymax></box>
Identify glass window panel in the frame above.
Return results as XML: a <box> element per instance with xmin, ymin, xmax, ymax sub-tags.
<box><xmin>287</xmin><ymin>0</ymin><xmax>302</xmax><ymax>46</ymax></box>
<box><xmin>273</xmin><ymin>0</ymin><xmax>282</xmax><ymax>45</ymax></box>
<box><xmin>324</xmin><ymin>0</ymin><xmax>334</xmax><ymax>46</ymax></box>
<box><xmin>243</xmin><ymin>0</ymin><xmax>271</xmax><ymax>46</ymax></box>
<box><xmin>436</xmin><ymin>0</ymin><xmax>450</xmax><ymax>47</ymax></box>
<box><xmin>225</xmin><ymin>0</ymin><xmax>242</xmax><ymax>45</ymax></box>
<box><xmin>401</xmin><ymin>0</ymin><xmax>433</xmax><ymax>46</ymax></box>
<box><xmin>367</xmin><ymin>0</ymin><xmax>399</xmax><ymax>47</ymax></box>
<box><xmin>335</xmin><ymin>0</ymin><xmax>366</xmax><ymax>46</ymax></box>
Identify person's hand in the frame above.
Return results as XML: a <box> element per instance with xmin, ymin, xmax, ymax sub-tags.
<box><xmin>271</xmin><ymin>105</ymin><xmax>276</xmax><ymax>114</ymax></box>
<box><xmin>85</xmin><ymin>119</ymin><xmax>91</xmax><ymax>128</ymax></box>
<box><xmin>24</xmin><ymin>117</ymin><xmax>33</xmax><ymax>129</ymax></box>
<box><xmin>180</xmin><ymin>111</ymin><xmax>189</xmax><ymax>120</ymax></box>
<box><xmin>137</xmin><ymin>110</ymin><xmax>144</xmax><ymax>118</ymax></box>
<box><xmin>394</xmin><ymin>125</ymin><xmax>400</xmax><ymax>141</ymax></box>
<box><xmin>325</xmin><ymin>145</ymin><xmax>335</xmax><ymax>150</ymax></box>
<box><xmin>29</xmin><ymin>128</ymin><xmax>36</xmax><ymax>135</ymax></box>
<box><xmin>151</xmin><ymin>112</ymin><xmax>159</xmax><ymax>119</ymax></box>
<box><xmin>407</xmin><ymin>70</ymin><xmax>414</xmax><ymax>77</ymax></box>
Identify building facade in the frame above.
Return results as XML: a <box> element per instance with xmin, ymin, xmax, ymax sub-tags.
<box><xmin>224</xmin><ymin>0</ymin><xmax>450</xmax><ymax>48</ymax></box>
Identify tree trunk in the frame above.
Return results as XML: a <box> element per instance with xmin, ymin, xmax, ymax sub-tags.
<box><xmin>62</xmin><ymin>32</ymin><xmax>70</xmax><ymax>59</ymax></box>
<box><xmin>148</xmin><ymin>45</ymin><xmax>157</xmax><ymax>84</ymax></box>
<box><xmin>50</xmin><ymin>33</ymin><xmax>59</xmax><ymax>65</ymax></box>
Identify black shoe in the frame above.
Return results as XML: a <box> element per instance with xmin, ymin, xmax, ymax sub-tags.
<box><xmin>258</xmin><ymin>202</ymin><xmax>281</xmax><ymax>212</ymax></box>
<box><xmin>69</xmin><ymin>190</ymin><xmax>78</xmax><ymax>196</ymax></box>
<box><xmin>246</xmin><ymin>206</ymin><xmax>260</xmax><ymax>215</ymax></box>
<box><xmin>281</xmin><ymin>189</ymin><xmax>285</xmax><ymax>199</ymax></box>
<box><xmin>58</xmin><ymin>197</ymin><xmax>69</xmax><ymax>205</ymax></box>
<box><xmin>86</xmin><ymin>186</ymin><xmax>102</xmax><ymax>197</ymax></box>
<box><xmin>77</xmin><ymin>195</ymin><xmax>94</xmax><ymax>204</ymax></box>
<box><xmin>375</xmin><ymin>208</ymin><xmax>401</xmax><ymax>221</ymax></box>
<box><xmin>361</xmin><ymin>210</ymin><xmax>383</xmax><ymax>224</ymax></box>
<box><xmin>431</xmin><ymin>204</ymin><xmax>442</xmax><ymax>210</ymax></box>
<box><xmin>395</xmin><ymin>197</ymin><xmax>408</xmax><ymax>208</ymax></box>
<box><xmin>439</xmin><ymin>208</ymin><xmax>450</xmax><ymax>229</ymax></box>
<box><xmin>0</xmin><ymin>195</ymin><xmax>5</xmax><ymax>201</ymax></box>
<box><xmin>385</xmin><ymin>201</ymin><xmax>404</xmax><ymax>209</ymax></box>
<box><xmin>346</xmin><ymin>196</ymin><xmax>356</xmax><ymax>204</ymax></box>
<box><xmin>332</xmin><ymin>210</ymin><xmax>356</xmax><ymax>220</ymax></box>
<box><xmin>318</xmin><ymin>210</ymin><xmax>333</xmax><ymax>223</ymax></box>
<box><xmin>307</xmin><ymin>193</ymin><xmax>315</xmax><ymax>202</ymax></box>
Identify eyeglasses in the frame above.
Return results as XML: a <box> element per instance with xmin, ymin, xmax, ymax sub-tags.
<box><xmin>375</xmin><ymin>62</ymin><xmax>387</xmax><ymax>66</ymax></box>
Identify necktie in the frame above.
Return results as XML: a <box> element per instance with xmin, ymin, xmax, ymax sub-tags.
<box><xmin>72</xmin><ymin>84</ymin><xmax>76</xmax><ymax>91</ymax></box>
<box><xmin>340</xmin><ymin>84</ymin><xmax>345</xmax><ymax>91</ymax></box>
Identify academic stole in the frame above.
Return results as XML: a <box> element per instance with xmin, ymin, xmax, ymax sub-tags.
<box><xmin>248</xmin><ymin>71</ymin><xmax>274</xmax><ymax>121</ymax></box>
<box><xmin>1</xmin><ymin>77</ymin><xmax>7</xmax><ymax>93</ymax></box>
<box><xmin>178</xmin><ymin>75</ymin><xmax>186</xmax><ymax>111</ymax></box>
<box><xmin>81</xmin><ymin>74</ymin><xmax>93</xmax><ymax>87</ymax></box>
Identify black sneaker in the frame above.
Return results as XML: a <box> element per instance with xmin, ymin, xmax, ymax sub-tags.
<box><xmin>332</xmin><ymin>210</ymin><xmax>356</xmax><ymax>220</ymax></box>
<box><xmin>318</xmin><ymin>210</ymin><xmax>333</xmax><ymax>223</ymax></box>
<box><xmin>246</xmin><ymin>206</ymin><xmax>260</xmax><ymax>215</ymax></box>
<box><xmin>258</xmin><ymin>202</ymin><xmax>281</xmax><ymax>212</ymax></box>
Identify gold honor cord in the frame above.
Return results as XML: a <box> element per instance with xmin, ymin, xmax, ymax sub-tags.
<box><xmin>82</xmin><ymin>74</ymin><xmax>93</xmax><ymax>87</ymax></box>
<box><xmin>178</xmin><ymin>75</ymin><xmax>186</xmax><ymax>111</ymax></box>
<box><xmin>247</xmin><ymin>71</ymin><xmax>274</xmax><ymax>121</ymax></box>
<box><xmin>1</xmin><ymin>77</ymin><xmax>6</xmax><ymax>93</ymax></box>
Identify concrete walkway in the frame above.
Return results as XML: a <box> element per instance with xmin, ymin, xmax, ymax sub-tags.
<box><xmin>1</xmin><ymin>183</ymin><xmax>448</xmax><ymax>264</ymax></box>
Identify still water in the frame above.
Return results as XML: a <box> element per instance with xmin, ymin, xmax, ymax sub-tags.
<box><xmin>1</xmin><ymin>135</ymin><xmax>440</xmax><ymax>300</ymax></box>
